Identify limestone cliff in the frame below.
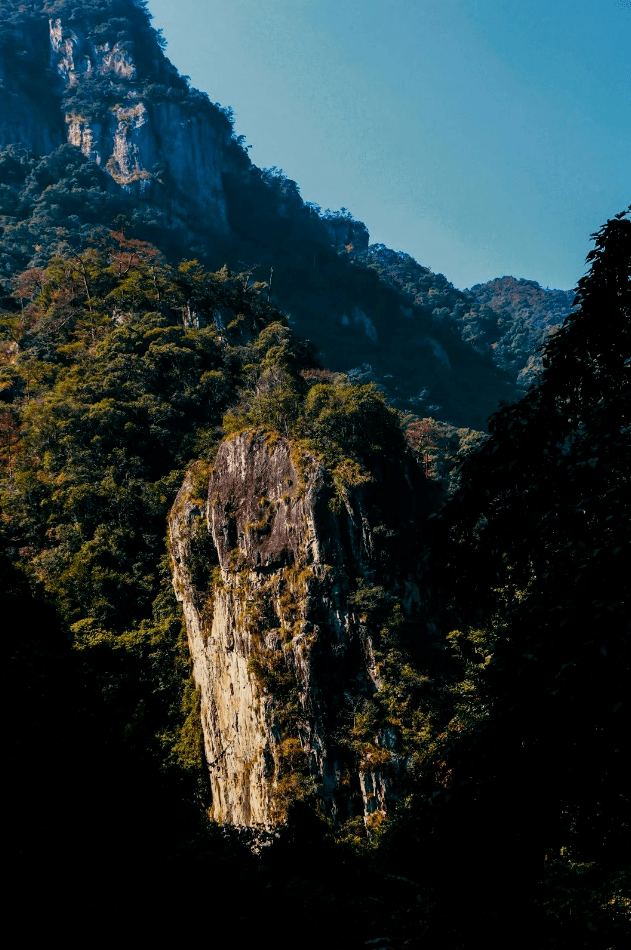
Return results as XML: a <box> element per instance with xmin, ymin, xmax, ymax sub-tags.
<box><xmin>169</xmin><ymin>430</ymin><xmax>425</xmax><ymax>828</ymax></box>
<box><xmin>52</xmin><ymin>15</ymin><xmax>231</xmax><ymax>229</ymax></box>
<box><xmin>0</xmin><ymin>15</ymin><xmax>65</xmax><ymax>154</ymax></box>
<box><xmin>0</xmin><ymin>4</ymin><xmax>231</xmax><ymax>230</ymax></box>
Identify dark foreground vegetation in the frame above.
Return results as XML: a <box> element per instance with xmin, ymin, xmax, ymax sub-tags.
<box><xmin>1</xmin><ymin>203</ymin><xmax>629</xmax><ymax>945</ymax></box>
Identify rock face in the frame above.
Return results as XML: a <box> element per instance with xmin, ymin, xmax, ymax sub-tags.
<box><xmin>169</xmin><ymin>430</ymin><xmax>425</xmax><ymax>828</ymax></box>
<box><xmin>0</xmin><ymin>9</ymin><xmax>231</xmax><ymax>231</ymax></box>
<box><xmin>0</xmin><ymin>3</ymin><xmax>519</xmax><ymax>431</ymax></box>
<box><xmin>47</xmin><ymin>17</ymin><xmax>230</xmax><ymax>229</ymax></box>
<box><xmin>0</xmin><ymin>17</ymin><xmax>66</xmax><ymax>155</ymax></box>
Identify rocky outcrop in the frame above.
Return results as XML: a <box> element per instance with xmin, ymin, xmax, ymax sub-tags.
<box><xmin>49</xmin><ymin>17</ymin><xmax>137</xmax><ymax>84</ymax></box>
<box><xmin>47</xmin><ymin>17</ymin><xmax>230</xmax><ymax>228</ymax></box>
<box><xmin>0</xmin><ymin>87</ymin><xmax>65</xmax><ymax>157</ymax></box>
<box><xmin>341</xmin><ymin>307</ymin><xmax>378</xmax><ymax>343</ymax></box>
<box><xmin>0</xmin><ymin>2</ymin><xmax>520</xmax><ymax>430</ymax></box>
<box><xmin>0</xmin><ymin>17</ymin><xmax>65</xmax><ymax>155</ymax></box>
<box><xmin>169</xmin><ymin>430</ymin><xmax>425</xmax><ymax>828</ymax></box>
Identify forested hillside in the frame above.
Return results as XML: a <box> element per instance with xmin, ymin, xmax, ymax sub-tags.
<box><xmin>418</xmin><ymin>207</ymin><xmax>631</xmax><ymax>947</ymax></box>
<box><xmin>0</xmin><ymin>231</ymin><xmax>466</xmax><ymax>941</ymax></box>
<box><xmin>468</xmin><ymin>275</ymin><xmax>575</xmax><ymax>382</ymax></box>
<box><xmin>1</xmin><ymin>1</ymin><xmax>629</xmax><ymax>946</ymax></box>
<box><xmin>354</xmin><ymin>245</ymin><xmax>574</xmax><ymax>385</ymax></box>
<box><xmin>2</xmin><ymin>208</ymin><xmax>628</xmax><ymax>950</ymax></box>
<box><xmin>0</xmin><ymin>0</ymin><xmax>520</xmax><ymax>430</ymax></box>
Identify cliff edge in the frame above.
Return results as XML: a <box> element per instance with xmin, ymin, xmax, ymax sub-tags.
<box><xmin>169</xmin><ymin>429</ymin><xmax>426</xmax><ymax>828</ymax></box>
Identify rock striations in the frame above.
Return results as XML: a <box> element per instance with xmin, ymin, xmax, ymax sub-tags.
<box><xmin>0</xmin><ymin>4</ymin><xmax>231</xmax><ymax>230</ymax></box>
<box><xmin>51</xmin><ymin>15</ymin><xmax>231</xmax><ymax>229</ymax></box>
<box><xmin>169</xmin><ymin>429</ymin><xmax>425</xmax><ymax>828</ymax></box>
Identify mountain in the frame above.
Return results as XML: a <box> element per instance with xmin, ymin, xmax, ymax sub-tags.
<box><xmin>2</xmin><ymin>2</ymin><xmax>629</xmax><ymax>944</ymax></box>
<box><xmin>355</xmin><ymin>245</ymin><xmax>575</xmax><ymax>386</ymax></box>
<box><xmin>0</xmin><ymin>0</ymin><xmax>525</xmax><ymax>430</ymax></box>
<box><xmin>170</xmin><ymin>427</ymin><xmax>427</xmax><ymax>828</ymax></box>
<box><xmin>467</xmin><ymin>275</ymin><xmax>576</xmax><ymax>383</ymax></box>
<box><xmin>0</xmin><ymin>231</ymin><xmax>447</xmax><ymax>934</ymax></box>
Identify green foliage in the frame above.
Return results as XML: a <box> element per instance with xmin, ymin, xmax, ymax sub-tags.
<box><xmin>302</xmin><ymin>380</ymin><xmax>402</xmax><ymax>466</ymax></box>
<box><xmin>406</xmin><ymin>207</ymin><xmax>631</xmax><ymax>944</ymax></box>
<box><xmin>1</xmin><ymin>0</ymin><xmax>523</xmax><ymax>433</ymax></box>
<box><xmin>170</xmin><ymin>680</ymin><xmax>206</xmax><ymax>776</ymax></box>
<box><xmin>359</xmin><ymin>244</ymin><xmax>574</xmax><ymax>388</ymax></box>
<box><xmin>341</xmin><ymin>585</ymin><xmax>489</xmax><ymax>789</ymax></box>
<box><xmin>0</xmin><ymin>240</ymin><xmax>299</xmax><ymax>847</ymax></box>
<box><xmin>403</xmin><ymin>414</ymin><xmax>487</xmax><ymax>491</ymax></box>
<box><xmin>468</xmin><ymin>275</ymin><xmax>575</xmax><ymax>382</ymax></box>
<box><xmin>2</xmin><ymin>7</ymin><xmax>626</xmax><ymax>941</ymax></box>
<box><xmin>225</xmin><ymin>350</ymin><xmax>408</xmax><ymax>508</ymax></box>
<box><xmin>274</xmin><ymin>736</ymin><xmax>318</xmax><ymax>815</ymax></box>
<box><xmin>0</xmin><ymin>146</ymin><xmax>131</xmax><ymax>287</ymax></box>
<box><xmin>185</xmin><ymin>507</ymin><xmax>218</xmax><ymax>592</ymax></box>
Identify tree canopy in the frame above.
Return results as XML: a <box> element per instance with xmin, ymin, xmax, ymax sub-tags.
<box><xmin>413</xmin><ymin>207</ymin><xmax>631</xmax><ymax>945</ymax></box>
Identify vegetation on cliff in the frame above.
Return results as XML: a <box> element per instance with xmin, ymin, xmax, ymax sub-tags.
<box><xmin>0</xmin><ymin>229</ymin><xmax>450</xmax><ymax>941</ymax></box>
<box><xmin>0</xmin><ymin>1</ymin><xmax>628</xmax><ymax>945</ymax></box>
<box><xmin>3</xmin><ymin>206</ymin><xmax>628</xmax><ymax>946</ymax></box>
<box><xmin>0</xmin><ymin>239</ymin><xmax>277</xmax><ymax>832</ymax></box>
<box><xmin>0</xmin><ymin>0</ymin><xmax>520</xmax><ymax>431</ymax></box>
<box><xmin>0</xmin><ymin>136</ymin><xmax>516</xmax><ymax>428</ymax></box>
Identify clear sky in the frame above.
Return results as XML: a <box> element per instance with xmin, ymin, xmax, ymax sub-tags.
<box><xmin>146</xmin><ymin>0</ymin><xmax>630</xmax><ymax>290</ymax></box>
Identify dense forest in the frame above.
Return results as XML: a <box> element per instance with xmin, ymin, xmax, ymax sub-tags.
<box><xmin>2</xmin><ymin>214</ymin><xmax>629</xmax><ymax>947</ymax></box>
<box><xmin>0</xmin><ymin>141</ymin><xmax>521</xmax><ymax>429</ymax></box>
<box><xmin>352</xmin><ymin>246</ymin><xmax>574</xmax><ymax>386</ymax></box>
<box><xmin>0</xmin><ymin>1</ymin><xmax>629</xmax><ymax>946</ymax></box>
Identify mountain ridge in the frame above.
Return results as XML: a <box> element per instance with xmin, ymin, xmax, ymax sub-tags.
<box><xmin>2</xmin><ymin>3</ymin><xmax>628</xmax><ymax>942</ymax></box>
<box><xmin>0</xmin><ymin>0</ymin><xmax>573</xmax><ymax>428</ymax></box>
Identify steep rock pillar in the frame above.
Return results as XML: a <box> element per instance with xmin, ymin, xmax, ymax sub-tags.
<box><xmin>169</xmin><ymin>430</ymin><xmax>425</xmax><ymax>828</ymax></box>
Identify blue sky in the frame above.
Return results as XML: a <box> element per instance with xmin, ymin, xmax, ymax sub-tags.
<box><xmin>146</xmin><ymin>0</ymin><xmax>630</xmax><ymax>290</ymax></box>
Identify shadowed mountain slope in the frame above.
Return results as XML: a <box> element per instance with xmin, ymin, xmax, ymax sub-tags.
<box><xmin>0</xmin><ymin>0</ymin><xmax>528</xmax><ymax>429</ymax></box>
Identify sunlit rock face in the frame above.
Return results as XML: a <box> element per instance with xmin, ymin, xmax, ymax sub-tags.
<box><xmin>47</xmin><ymin>16</ymin><xmax>230</xmax><ymax>227</ymax></box>
<box><xmin>1</xmin><ymin>12</ymin><xmax>232</xmax><ymax>230</ymax></box>
<box><xmin>49</xmin><ymin>17</ymin><xmax>137</xmax><ymax>83</ymax></box>
<box><xmin>169</xmin><ymin>431</ymin><xmax>425</xmax><ymax>828</ymax></box>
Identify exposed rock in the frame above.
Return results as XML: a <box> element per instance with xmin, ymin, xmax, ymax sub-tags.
<box><xmin>0</xmin><ymin>3</ymin><xmax>520</xmax><ymax>430</ymax></box>
<box><xmin>0</xmin><ymin>19</ymin><xmax>65</xmax><ymax>155</ymax></box>
<box><xmin>352</xmin><ymin>307</ymin><xmax>378</xmax><ymax>344</ymax></box>
<box><xmin>169</xmin><ymin>431</ymin><xmax>426</xmax><ymax>828</ymax></box>
<box><xmin>46</xmin><ymin>16</ymin><xmax>231</xmax><ymax>226</ymax></box>
<box><xmin>0</xmin><ymin>90</ymin><xmax>65</xmax><ymax>156</ymax></box>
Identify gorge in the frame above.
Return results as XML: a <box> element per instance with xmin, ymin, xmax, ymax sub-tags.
<box><xmin>1</xmin><ymin>2</ymin><xmax>628</xmax><ymax>946</ymax></box>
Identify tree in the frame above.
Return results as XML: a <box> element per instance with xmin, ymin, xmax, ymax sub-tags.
<box><xmin>421</xmin><ymin>207</ymin><xmax>631</xmax><ymax>944</ymax></box>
